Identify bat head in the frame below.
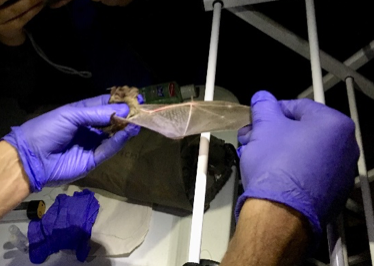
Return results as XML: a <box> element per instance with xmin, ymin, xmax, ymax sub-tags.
<box><xmin>109</xmin><ymin>86</ymin><xmax>139</xmax><ymax>103</ymax></box>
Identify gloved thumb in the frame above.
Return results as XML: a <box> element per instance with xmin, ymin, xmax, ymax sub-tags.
<box><xmin>94</xmin><ymin>124</ymin><xmax>140</xmax><ymax>165</ymax></box>
<box><xmin>67</xmin><ymin>104</ymin><xmax>130</xmax><ymax>127</ymax></box>
<box><xmin>250</xmin><ymin>90</ymin><xmax>283</xmax><ymax>125</ymax></box>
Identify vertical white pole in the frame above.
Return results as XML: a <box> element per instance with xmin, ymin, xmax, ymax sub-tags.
<box><xmin>204</xmin><ymin>1</ymin><xmax>222</xmax><ymax>102</ymax></box>
<box><xmin>305</xmin><ymin>0</ymin><xmax>324</xmax><ymax>104</ymax></box>
<box><xmin>346</xmin><ymin>76</ymin><xmax>374</xmax><ymax>265</ymax></box>
<box><xmin>327</xmin><ymin>217</ymin><xmax>348</xmax><ymax>266</ymax></box>
<box><xmin>187</xmin><ymin>1</ymin><xmax>222</xmax><ymax>263</ymax></box>
<box><xmin>305</xmin><ymin>1</ymin><xmax>347</xmax><ymax>265</ymax></box>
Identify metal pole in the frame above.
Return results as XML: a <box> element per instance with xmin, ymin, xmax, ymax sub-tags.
<box><xmin>346</xmin><ymin>76</ymin><xmax>374</xmax><ymax>264</ymax></box>
<box><xmin>305</xmin><ymin>0</ymin><xmax>324</xmax><ymax>103</ymax></box>
<box><xmin>305</xmin><ymin>0</ymin><xmax>347</xmax><ymax>265</ymax></box>
<box><xmin>187</xmin><ymin>1</ymin><xmax>222</xmax><ymax>263</ymax></box>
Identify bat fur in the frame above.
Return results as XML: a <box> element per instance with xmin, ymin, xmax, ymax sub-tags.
<box><xmin>103</xmin><ymin>85</ymin><xmax>140</xmax><ymax>136</ymax></box>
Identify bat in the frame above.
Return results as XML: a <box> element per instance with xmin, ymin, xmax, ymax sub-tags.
<box><xmin>101</xmin><ymin>85</ymin><xmax>141</xmax><ymax>136</ymax></box>
<box><xmin>105</xmin><ymin>85</ymin><xmax>251</xmax><ymax>139</ymax></box>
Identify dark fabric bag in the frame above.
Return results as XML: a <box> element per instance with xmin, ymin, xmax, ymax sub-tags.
<box><xmin>74</xmin><ymin>128</ymin><xmax>238</xmax><ymax>216</ymax></box>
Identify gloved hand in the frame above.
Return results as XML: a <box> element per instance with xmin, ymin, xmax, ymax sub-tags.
<box><xmin>236</xmin><ymin>90</ymin><xmax>359</xmax><ymax>242</ymax></box>
<box><xmin>2</xmin><ymin>94</ymin><xmax>142</xmax><ymax>192</ymax></box>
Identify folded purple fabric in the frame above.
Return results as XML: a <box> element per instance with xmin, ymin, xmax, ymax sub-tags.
<box><xmin>28</xmin><ymin>189</ymin><xmax>100</xmax><ymax>264</ymax></box>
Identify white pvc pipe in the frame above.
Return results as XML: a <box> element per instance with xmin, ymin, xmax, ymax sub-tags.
<box><xmin>326</xmin><ymin>216</ymin><xmax>349</xmax><ymax>266</ymax></box>
<box><xmin>305</xmin><ymin>0</ymin><xmax>324</xmax><ymax>104</ymax></box>
<box><xmin>187</xmin><ymin>1</ymin><xmax>222</xmax><ymax>263</ymax></box>
<box><xmin>355</xmin><ymin>168</ymin><xmax>374</xmax><ymax>188</ymax></box>
<box><xmin>327</xmin><ymin>216</ymin><xmax>349</xmax><ymax>266</ymax></box>
<box><xmin>305</xmin><ymin>1</ymin><xmax>346</xmax><ymax>265</ymax></box>
<box><xmin>346</xmin><ymin>76</ymin><xmax>374</xmax><ymax>264</ymax></box>
<box><xmin>204</xmin><ymin>2</ymin><xmax>222</xmax><ymax>102</ymax></box>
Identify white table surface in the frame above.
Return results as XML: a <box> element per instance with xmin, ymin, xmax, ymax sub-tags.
<box><xmin>0</xmin><ymin>86</ymin><xmax>240</xmax><ymax>266</ymax></box>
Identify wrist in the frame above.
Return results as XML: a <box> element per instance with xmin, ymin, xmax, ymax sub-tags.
<box><xmin>235</xmin><ymin>184</ymin><xmax>322</xmax><ymax>242</ymax></box>
<box><xmin>2</xmin><ymin>127</ymin><xmax>44</xmax><ymax>192</ymax></box>
<box><xmin>221</xmin><ymin>198</ymin><xmax>311</xmax><ymax>266</ymax></box>
<box><xmin>0</xmin><ymin>141</ymin><xmax>31</xmax><ymax>218</ymax></box>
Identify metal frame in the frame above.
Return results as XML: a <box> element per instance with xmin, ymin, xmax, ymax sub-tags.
<box><xmin>346</xmin><ymin>77</ymin><xmax>374</xmax><ymax>263</ymax></box>
<box><xmin>298</xmin><ymin>40</ymin><xmax>374</xmax><ymax>99</ymax></box>
<box><xmin>185</xmin><ymin>1</ymin><xmax>374</xmax><ymax>265</ymax></box>
<box><xmin>203</xmin><ymin>0</ymin><xmax>277</xmax><ymax>11</ymax></box>
<box><xmin>228</xmin><ymin>6</ymin><xmax>374</xmax><ymax>100</ymax></box>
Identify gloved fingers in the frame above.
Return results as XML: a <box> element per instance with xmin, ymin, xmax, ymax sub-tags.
<box><xmin>237</xmin><ymin>125</ymin><xmax>252</xmax><ymax>145</ymax></box>
<box><xmin>236</xmin><ymin>145</ymin><xmax>245</xmax><ymax>158</ymax></box>
<box><xmin>280</xmin><ymin>99</ymin><xmax>357</xmax><ymax>136</ymax></box>
<box><xmin>67</xmin><ymin>104</ymin><xmax>130</xmax><ymax>127</ymax></box>
<box><xmin>69</xmin><ymin>94</ymin><xmax>111</xmax><ymax>108</ymax></box>
<box><xmin>137</xmin><ymin>94</ymin><xmax>144</xmax><ymax>104</ymax></box>
<box><xmin>93</xmin><ymin>124</ymin><xmax>140</xmax><ymax>165</ymax></box>
<box><xmin>250</xmin><ymin>90</ymin><xmax>284</xmax><ymax>124</ymax></box>
<box><xmin>278</xmin><ymin>98</ymin><xmax>327</xmax><ymax>121</ymax></box>
<box><xmin>251</xmin><ymin>90</ymin><xmax>278</xmax><ymax>107</ymax></box>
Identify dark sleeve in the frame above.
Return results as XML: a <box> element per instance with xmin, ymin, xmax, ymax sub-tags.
<box><xmin>0</xmin><ymin>37</ymin><xmax>39</xmax><ymax>101</ymax></box>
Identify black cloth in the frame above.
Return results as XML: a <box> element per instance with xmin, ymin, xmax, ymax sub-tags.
<box><xmin>74</xmin><ymin>128</ymin><xmax>238</xmax><ymax>216</ymax></box>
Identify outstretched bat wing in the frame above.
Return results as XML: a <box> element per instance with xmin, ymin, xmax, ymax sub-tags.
<box><xmin>115</xmin><ymin>101</ymin><xmax>251</xmax><ymax>139</ymax></box>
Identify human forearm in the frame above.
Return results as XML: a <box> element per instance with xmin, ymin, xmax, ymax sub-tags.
<box><xmin>0</xmin><ymin>141</ymin><xmax>31</xmax><ymax>218</ymax></box>
<box><xmin>221</xmin><ymin>199</ymin><xmax>311</xmax><ymax>266</ymax></box>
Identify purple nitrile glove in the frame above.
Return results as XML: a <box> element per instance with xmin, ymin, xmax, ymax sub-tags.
<box><xmin>236</xmin><ymin>90</ymin><xmax>359</xmax><ymax>242</ymax></box>
<box><xmin>28</xmin><ymin>189</ymin><xmax>100</xmax><ymax>263</ymax></box>
<box><xmin>2</xmin><ymin>94</ymin><xmax>141</xmax><ymax>192</ymax></box>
